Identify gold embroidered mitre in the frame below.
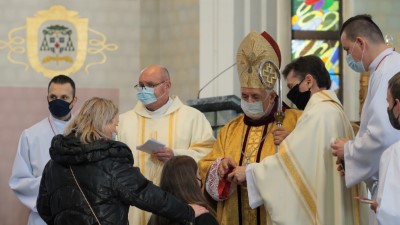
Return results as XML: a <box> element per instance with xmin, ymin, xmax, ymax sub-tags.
<box><xmin>237</xmin><ymin>31</ymin><xmax>281</xmax><ymax>89</ymax></box>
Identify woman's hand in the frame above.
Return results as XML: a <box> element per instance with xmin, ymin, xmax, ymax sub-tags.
<box><xmin>189</xmin><ymin>204</ymin><xmax>208</xmax><ymax>217</ymax></box>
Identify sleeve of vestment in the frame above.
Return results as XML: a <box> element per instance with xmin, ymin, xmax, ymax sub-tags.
<box><xmin>198</xmin><ymin>121</ymin><xmax>229</xmax><ymax>195</ymax></box>
<box><xmin>9</xmin><ymin>130</ymin><xmax>42</xmax><ymax>211</ymax></box>
<box><xmin>172</xmin><ymin>108</ymin><xmax>215</xmax><ymax>162</ymax></box>
<box><xmin>377</xmin><ymin>145</ymin><xmax>400</xmax><ymax>225</ymax></box>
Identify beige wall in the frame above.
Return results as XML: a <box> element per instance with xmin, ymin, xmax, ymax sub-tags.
<box><xmin>0</xmin><ymin>1</ymin><xmax>138</xmax><ymax>225</ymax></box>
<box><xmin>140</xmin><ymin>0</ymin><xmax>200</xmax><ymax>101</ymax></box>
<box><xmin>0</xmin><ymin>1</ymin><xmax>201</xmax><ymax>225</ymax></box>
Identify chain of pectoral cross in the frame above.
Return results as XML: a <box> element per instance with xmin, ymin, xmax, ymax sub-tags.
<box><xmin>239</xmin><ymin>124</ymin><xmax>269</xmax><ymax>165</ymax></box>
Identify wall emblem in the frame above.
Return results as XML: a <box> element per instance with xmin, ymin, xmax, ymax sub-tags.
<box><xmin>0</xmin><ymin>5</ymin><xmax>118</xmax><ymax>78</ymax></box>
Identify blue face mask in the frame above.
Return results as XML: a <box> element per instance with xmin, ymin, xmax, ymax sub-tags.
<box><xmin>48</xmin><ymin>99</ymin><xmax>73</xmax><ymax>117</ymax></box>
<box><xmin>346</xmin><ymin>41</ymin><xmax>366</xmax><ymax>73</ymax></box>
<box><xmin>111</xmin><ymin>131</ymin><xmax>118</xmax><ymax>141</ymax></box>
<box><xmin>137</xmin><ymin>87</ymin><xmax>157</xmax><ymax>105</ymax></box>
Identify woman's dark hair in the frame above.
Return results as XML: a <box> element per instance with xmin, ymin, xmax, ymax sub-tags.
<box><xmin>148</xmin><ymin>156</ymin><xmax>216</xmax><ymax>225</ymax></box>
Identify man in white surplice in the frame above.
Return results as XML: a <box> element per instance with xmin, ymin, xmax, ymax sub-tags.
<box><xmin>330</xmin><ymin>15</ymin><xmax>400</xmax><ymax>223</ymax></box>
<box><xmin>227</xmin><ymin>55</ymin><xmax>368</xmax><ymax>225</ymax></box>
<box><xmin>372</xmin><ymin>72</ymin><xmax>400</xmax><ymax>225</ymax></box>
<box><xmin>9</xmin><ymin>75</ymin><xmax>77</xmax><ymax>225</ymax></box>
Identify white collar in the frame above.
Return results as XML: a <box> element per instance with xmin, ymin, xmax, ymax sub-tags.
<box><xmin>144</xmin><ymin>97</ymin><xmax>174</xmax><ymax>118</ymax></box>
<box><xmin>369</xmin><ymin>48</ymin><xmax>394</xmax><ymax>72</ymax></box>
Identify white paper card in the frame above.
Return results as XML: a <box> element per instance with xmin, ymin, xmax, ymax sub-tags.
<box><xmin>136</xmin><ymin>138</ymin><xmax>165</xmax><ymax>154</ymax></box>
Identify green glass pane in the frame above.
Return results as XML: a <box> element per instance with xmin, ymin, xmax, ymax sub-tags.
<box><xmin>292</xmin><ymin>0</ymin><xmax>340</xmax><ymax>31</ymax></box>
<box><xmin>291</xmin><ymin>39</ymin><xmax>340</xmax><ymax>93</ymax></box>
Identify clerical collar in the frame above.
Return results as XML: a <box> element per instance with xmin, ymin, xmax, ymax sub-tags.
<box><xmin>244</xmin><ymin>97</ymin><xmax>282</xmax><ymax>126</ymax></box>
<box><xmin>50</xmin><ymin>114</ymin><xmax>70</xmax><ymax>134</ymax></box>
<box><xmin>145</xmin><ymin>97</ymin><xmax>174</xmax><ymax>118</ymax></box>
<box><xmin>369</xmin><ymin>48</ymin><xmax>394</xmax><ymax>72</ymax></box>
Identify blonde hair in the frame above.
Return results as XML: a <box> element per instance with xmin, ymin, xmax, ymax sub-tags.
<box><xmin>64</xmin><ymin>97</ymin><xmax>118</xmax><ymax>144</ymax></box>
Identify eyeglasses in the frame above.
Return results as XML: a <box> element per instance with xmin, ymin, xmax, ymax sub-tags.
<box><xmin>134</xmin><ymin>81</ymin><xmax>166</xmax><ymax>91</ymax></box>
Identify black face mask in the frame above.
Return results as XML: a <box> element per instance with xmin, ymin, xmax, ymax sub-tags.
<box><xmin>387</xmin><ymin>101</ymin><xmax>400</xmax><ymax>130</ymax></box>
<box><xmin>48</xmin><ymin>99</ymin><xmax>73</xmax><ymax>118</ymax></box>
<box><xmin>286</xmin><ymin>80</ymin><xmax>311</xmax><ymax>110</ymax></box>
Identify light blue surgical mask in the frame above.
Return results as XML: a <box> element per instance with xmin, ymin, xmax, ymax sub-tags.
<box><xmin>241</xmin><ymin>99</ymin><xmax>266</xmax><ymax>120</ymax></box>
<box><xmin>346</xmin><ymin>41</ymin><xmax>366</xmax><ymax>73</ymax></box>
<box><xmin>137</xmin><ymin>87</ymin><xmax>158</xmax><ymax>105</ymax></box>
<box><xmin>111</xmin><ymin>131</ymin><xmax>117</xmax><ymax>141</ymax></box>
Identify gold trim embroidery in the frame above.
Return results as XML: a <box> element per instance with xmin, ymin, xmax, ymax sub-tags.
<box><xmin>278</xmin><ymin>144</ymin><xmax>319</xmax><ymax>224</ymax></box>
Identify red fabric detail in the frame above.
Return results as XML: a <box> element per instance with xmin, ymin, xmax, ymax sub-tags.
<box><xmin>218</xmin><ymin>179</ymin><xmax>232</xmax><ymax>199</ymax></box>
<box><xmin>260</xmin><ymin>31</ymin><xmax>282</xmax><ymax>68</ymax></box>
<box><xmin>218</xmin><ymin>167</ymin><xmax>234</xmax><ymax>199</ymax></box>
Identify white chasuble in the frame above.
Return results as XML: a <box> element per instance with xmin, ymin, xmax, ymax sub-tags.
<box><xmin>118</xmin><ymin>96</ymin><xmax>215</xmax><ymax>225</ymax></box>
<box><xmin>248</xmin><ymin>90</ymin><xmax>369</xmax><ymax>225</ymax></box>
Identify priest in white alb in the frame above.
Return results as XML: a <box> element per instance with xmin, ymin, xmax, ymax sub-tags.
<box><xmin>118</xmin><ymin>64</ymin><xmax>215</xmax><ymax>225</ymax></box>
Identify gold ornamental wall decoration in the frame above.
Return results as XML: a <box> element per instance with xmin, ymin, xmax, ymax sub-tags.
<box><xmin>0</xmin><ymin>5</ymin><xmax>118</xmax><ymax>78</ymax></box>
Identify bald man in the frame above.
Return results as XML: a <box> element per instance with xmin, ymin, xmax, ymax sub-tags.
<box><xmin>118</xmin><ymin>64</ymin><xmax>215</xmax><ymax>225</ymax></box>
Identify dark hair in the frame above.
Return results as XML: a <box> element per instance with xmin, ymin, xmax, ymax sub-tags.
<box><xmin>282</xmin><ymin>55</ymin><xmax>331</xmax><ymax>89</ymax></box>
<box><xmin>340</xmin><ymin>14</ymin><xmax>384</xmax><ymax>43</ymax></box>
<box><xmin>148</xmin><ymin>156</ymin><xmax>216</xmax><ymax>225</ymax></box>
<box><xmin>48</xmin><ymin>75</ymin><xmax>76</xmax><ymax>97</ymax></box>
<box><xmin>388</xmin><ymin>72</ymin><xmax>400</xmax><ymax>102</ymax></box>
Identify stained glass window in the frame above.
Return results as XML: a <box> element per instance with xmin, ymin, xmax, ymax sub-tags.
<box><xmin>291</xmin><ymin>0</ymin><xmax>342</xmax><ymax>98</ymax></box>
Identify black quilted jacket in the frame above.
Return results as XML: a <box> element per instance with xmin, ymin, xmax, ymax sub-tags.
<box><xmin>37</xmin><ymin>133</ymin><xmax>194</xmax><ymax>225</ymax></box>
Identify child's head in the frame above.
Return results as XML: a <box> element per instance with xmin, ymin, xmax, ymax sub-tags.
<box><xmin>160</xmin><ymin>156</ymin><xmax>202</xmax><ymax>200</ymax></box>
<box><xmin>150</xmin><ymin>156</ymin><xmax>216</xmax><ymax>225</ymax></box>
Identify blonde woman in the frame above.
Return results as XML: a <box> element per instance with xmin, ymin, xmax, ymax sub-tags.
<box><xmin>37</xmin><ymin>97</ymin><xmax>206</xmax><ymax>225</ymax></box>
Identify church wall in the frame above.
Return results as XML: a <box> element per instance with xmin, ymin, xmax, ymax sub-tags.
<box><xmin>140</xmin><ymin>0</ymin><xmax>200</xmax><ymax>101</ymax></box>
<box><xmin>0</xmin><ymin>1</ymin><xmax>139</xmax><ymax>225</ymax></box>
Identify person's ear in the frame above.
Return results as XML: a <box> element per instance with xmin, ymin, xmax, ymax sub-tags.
<box><xmin>395</xmin><ymin>98</ymin><xmax>400</xmax><ymax>110</ymax></box>
<box><xmin>165</xmin><ymin>80</ymin><xmax>171</xmax><ymax>89</ymax></box>
<box><xmin>305</xmin><ymin>74</ymin><xmax>314</xmax><ymax>89</ymax></box>
<box><xmin>356</xmin><ymin>37</ymin><xmax>366</xmax><ymax>48</ymax></box>
<box><xmin>70</xmin><ymin>96</ymin><xmax>78</xmax><ymax>109</ymax></box>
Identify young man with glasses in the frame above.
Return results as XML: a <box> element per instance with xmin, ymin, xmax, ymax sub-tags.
<box><xmin>118</xmin><ymin>64</ymin><xmax>215</xmax><ymax>225</ymax></box>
